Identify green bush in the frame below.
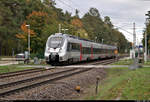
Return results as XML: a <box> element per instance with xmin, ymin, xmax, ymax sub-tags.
<box><xmin>30</xmin><ymin>53</ymin><xmax>44</xmax><ymax>59</ymax></box>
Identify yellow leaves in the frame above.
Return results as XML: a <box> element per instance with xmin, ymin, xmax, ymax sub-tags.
<box><xmin>25</xmin><ymin>47</ymin><xmax>32</xmax><ymax>51</ymax></box>
<box><xmin>15</xmin><ymin>34</ymin><xmax>25</xmax><ymax>39</ymax></box>
<box><xmin>27</xmin><ymin>11</ymin><xmax>48</xmax><ymax>19</ymax></box>
<box><xmin>71</xmin><ymin>18</ymin><xmax>90</xmax><ymax>38</ymax></box>
<box><xmin>71</xmin><ymin>18</ymin><xmax>83</xmax><ymax>28</ymax></box>
<box><xmin>16</xmin><ymin>11</ymin><xmax>48</xmax><ymax>42</ymax></box>
<box><xmin>15</xmin><ymin>33</ymin><xmax>27</xmax><ymax>42</ymax></box>
<box><xmin>76</xmin><ymin>29</ymin><xmax>89</xmax><ymax>39</ymax></box>
<box><xmin>21</xmin><ymin>22</ymin><xmax>35</xmax><ymax>36</ymax></box>
<box><xmin>21</xmin><ymin>22</ymin><xmax>28</xmax><ymax>33</ymax></box>
<box><xmin>15</xmin><ymin>22</ymin><xmax>36</xmax><ymax>41</ymax></box>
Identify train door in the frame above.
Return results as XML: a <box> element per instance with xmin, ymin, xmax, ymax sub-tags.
<box><xmin>80</xmin><ymin>43</ymin><xmax>82</xmax><ymax>61</ymax></box>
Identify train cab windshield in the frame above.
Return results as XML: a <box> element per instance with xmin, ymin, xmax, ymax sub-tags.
<box><xmin>48</xmin><ymin>37</ymin><xmax>64</xmax><ymax>48</ymax></box>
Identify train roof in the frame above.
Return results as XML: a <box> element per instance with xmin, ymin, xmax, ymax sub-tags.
<box><xmin>50</xmin><ymin>33</ymin><xmax>117</xmax><ymax>49</ymax></box>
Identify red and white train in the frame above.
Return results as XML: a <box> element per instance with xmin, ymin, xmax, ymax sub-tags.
<box><xmin>44</xmin><ymin>33</ymin><xmax>117</xmax><ymax>65</ymax></box>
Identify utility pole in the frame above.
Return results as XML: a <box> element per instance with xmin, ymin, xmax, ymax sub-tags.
<box><xmin>59</xmin><ymin>24</ymin><xmax>61</xmax><ymax>33</ymax></box>
<box><xmin>102</xmin><ymin>39</ymin><xmax>104</xmax><ymax>44</ymax></box>
<box><xmin>129</xmin><ymin>22</ymin><xmax>139</xmax><ymax>70</ymax></box>
<box><xmin>95</xmin><ymin>37</ymin><xmax>97</xmax><ymax>42</ymax></box>
<box><xmin>145</xmin><ymin>27</ymin><xmax>147</xmax><ymax>62</ymax></box>
<box><xmin>61</xmin><ymin>29</ymin><xmax>68</xmax><ymax>33</ymax></box>
<box><xmin>133</xmin><ymin>22</ymin><xmax>136</xmax><ymax>59</ymax></box>
<box><xmin>26</xmin><ymin>24</ymin><xmax>30</xmax><ymax>60</ymax></box>
<box><xmin>145</xmin><ymin>11</ymin><xmax>150</xmax><ymax>62</ymax></box>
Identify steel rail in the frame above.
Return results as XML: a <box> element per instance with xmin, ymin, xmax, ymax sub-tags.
<box><xmin>0</xmin><ymin>68</ymin><xmax>47</xmax><ymax>79</ymax></box>
<box><xmin>0</xmin><ymin>55</ymin><xmax>128</xmax><ymax>97</ymax></box>
<box><xmin>0</xmin><ymin>68</ymin><xmax>91</xmax><ymax>97</ymax></box>
<box><xmin>0</xmin><ymin>68</ymin><xmax>78</xmax><ymax>89</ymax></box>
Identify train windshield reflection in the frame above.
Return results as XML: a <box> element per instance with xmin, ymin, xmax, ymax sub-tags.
<box><xmin>48</xmin><ymin>37</ymin><xmax>64</xmax><ymax>48</ymax></box>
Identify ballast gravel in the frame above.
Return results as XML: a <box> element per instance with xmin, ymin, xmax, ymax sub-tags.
<box><xmin>2</xmin><ymin>68</ymin><xmax>106</xmax><ymax>100</ymax></box>
<box><xmin>0</xmin><ymin>68</ymin><xmax>69</xmax><ymax>84</ymax></box>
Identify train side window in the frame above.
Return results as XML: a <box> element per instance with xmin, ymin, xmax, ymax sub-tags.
<box><xmin>71</xmin><ymin>43</ymin><xmax>75</xmax><ymax>50</ymax></box>
<box><xmin>67</xmin><ymin>42</ymin><xmax>72</xmax><ymax>52</ymax></box>
<box><xmin>77</xmin><ymin>44</ymin><xmax>80</xmax><ymax>51</ymax></box>
<box><xmin>82</xmin><ymin>47</ymin><xmax>90</xmax><ymax>54</ymax></box>
<box><xmin>67</xmin><ymin>42</ymin><xmax>70</xmax><ymax>51</ymax></box>
<box><xmin>99</xmin><ymin>48</ymin><xmax>101</xmax><ymax>54</ymax></box>
<box><xmin>71</xmin><ymin>43</ymin><xmax>80</xmax><ymax>51</ymax></box>
<box><xmin>89</xmin><ymin>47</ymin><xmax>91</xmax><ymax>54</ymax></box>
<box><xmin>87</xmin><ymin>47</ymin><xmax>90</xmax><ymax>54</ymax></box>
<box><xmin>82</xmin><ymin>47</ymin><xmax>85</xmax><ymax>54</ymax></box>
<box><xmin>102</xmin><ymin>49</ymin><xmax>104</xmax><ymax>53</ymax></box>
<box><xmin>70</xmin><ymin>44</ymin><xmax>72</xmax><ymax>51</ymax></box>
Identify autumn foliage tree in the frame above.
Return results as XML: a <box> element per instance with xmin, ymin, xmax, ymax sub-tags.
<box><xmin>71</xmin><ymin>18</ymin><xmax>83</xmax><ymax>29</ymax></box>
<box><xmin>71</xmin><ymin>18</ymin><xmax>89</xmax><ymax>39</ymax></box>
<box><xmin>16</xmin><ymin>22</ymin><xmax>35</xmax><ymax>40</ymax></box>
<box><xmin>16</xmin><ymin>11</ymin><xmax>49</xmax><ymax>56</ymax></box>
<box><xmin>0</xmin><ymin>0</ymin><xmax>130</xmax><ymax>57</ymax></box>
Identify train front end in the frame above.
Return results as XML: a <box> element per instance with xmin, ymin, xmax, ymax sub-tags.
<box><xmin>44</xmin><ymin>34</ymin><xmax>67</xmax><ymax>64</ymax></box>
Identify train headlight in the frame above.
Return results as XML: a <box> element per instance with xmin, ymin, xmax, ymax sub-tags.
<box><xmin>46</xmin><ymin>47</ymin><xmax>50</xmax><ymax>53</ymax></box>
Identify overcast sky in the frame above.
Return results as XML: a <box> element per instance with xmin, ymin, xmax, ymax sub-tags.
<box><xmin>55</xmin><ymin>0</ymin><xmax>150</xmax><ymax>45</ymax></box>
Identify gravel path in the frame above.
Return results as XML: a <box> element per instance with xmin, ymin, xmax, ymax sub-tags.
<box><xmin>1</xmin><ymin>68</ymin><xmax>106</xmax><ymax>100</ymax></box>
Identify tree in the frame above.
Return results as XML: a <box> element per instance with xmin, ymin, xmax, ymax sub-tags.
<box><xmin>142</xmin><ymin>11</ymin><xmax>150</xmax><ymax>50</ymax></box>
<box><xmin>89</xmin><ymin>8</ymin><xmax>100</xmax><ymax>17</ymax></box>
<box><xmin>82</xmin><ymin>7</ymin><xmax>129</xmax><ymax>52</ymax></box>
<box><xmin>64</xmin><ymin>11</ymin><xmax>72</xmax><ymax>23</ymax></box>
<box><xmin>0</xmin><ymin>0</ymin><xmax>27</xmax><ymax>55</ymax></box>
<box><xmin>71</xmin><ymin>18</ymin><xmax>83</xmax><ymax>29</ymax></box>
<box><xmin>104</xmin><ymin>16</ymin><xmax>113</xmax><ymax>28</ymax></box>
<box><xmin>75</xmin><ymin>9</ymin><xmax>79</xmax><ymax>18</ymax></box>
<box><xmin>0</xmin><ymin>1</ymin><xmax>129</xmax><ymax>56</ymax></box>
<box><xmin>16</xmin><ymin>11</ymin><xmax>50</xmax><ymax>54</ymax></box>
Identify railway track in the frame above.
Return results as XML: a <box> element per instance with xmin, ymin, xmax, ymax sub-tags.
<box><xmin>72</xmin><ymin>55</ymin><xmax>128</xmax><ymax>66</ymax></box>
<box><xmin>0</xmin><ymin>56</ymin><xmax>127</xmax><ymax>98</ymax></box>
<box><xmin>86</xmin><ymin>58</ymin><xmax>116</xmax><ymax>65</ymax></box>
<box><xmin>0</xmin><ymin>68</ymin><xmax>91</xmax><ymax>97</ymax></box>
<box><xmin>90</xmin><ymin>55</ymin><xmax>129</xmax><ymax>65</ymax></box>
<box><xmin>0</xmin><ymin>55</ymin><xmax>127</xmax><ymax>79</ymax></box>
<box><xmin>0</xmin><ymin>68</ymin><xmax>48</xmax><ymax>79</ymax></box>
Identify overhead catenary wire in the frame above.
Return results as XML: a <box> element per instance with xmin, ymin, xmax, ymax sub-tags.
<box><xmin>113</xmin><ymin>25</ymin><xmax>134</xmax><ymax>41</ymax></box>
<box><xmin>56</xmin><ymin>0</ymin><xmax>85</xmax><ymax>15</ymax></box>
<box><xmin>114</xmin><ymin>25</ymin><xmax>133</xmax><ymax>35</ymax></box>
<box><xmin>57</xmin><ymin>0</ymin><xmax>74</xmax><ymax>10</ymax></box>
<box><xmin>55</xmin><ymin>0</ymin><xmax>136</xmax><ymax>42</ymax></box>
<box><xmin>63</xmin><ymin>0</ymin><xmax>87</xmax><ymax>15</ymax></box>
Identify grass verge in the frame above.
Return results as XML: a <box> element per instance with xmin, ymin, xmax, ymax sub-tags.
<box><xmin>82</xmin><ymin>67</ymin><xmax>150</xmax><ymax>100</ymax></box>
<box><xmin>144</xmin><ymin>60</ymin><xmax>150</xmax><ymax>65</ymax></box>
<box><xmin>111</xmin><ymin>59</ymin><xmax>133</xmax><ymax>65</ymax></box>
<box><xmin>0</xmin><ymin>65</ymin><xmax>34</xmax><ymax>74</ymax></box>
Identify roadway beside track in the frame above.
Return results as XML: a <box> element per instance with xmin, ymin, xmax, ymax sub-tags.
<box><xmin>0</xmin><ymin>61</ymin><xmax>18</xmax><ymax>66</ymax></box>
<box><xmin>18</xmin><ymin>65</ymin><xmax>129</xmax><ymax>69</ymax></box>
